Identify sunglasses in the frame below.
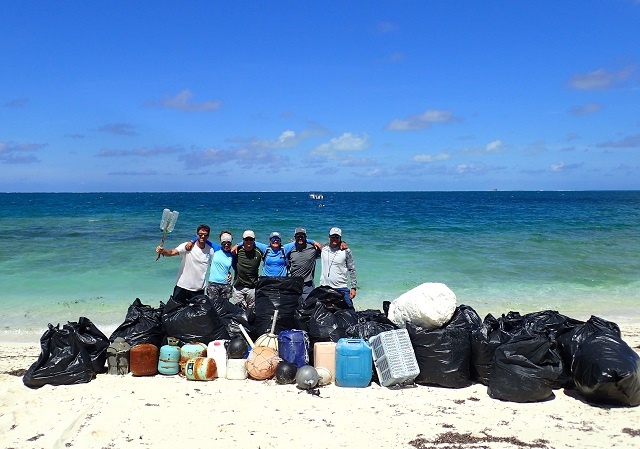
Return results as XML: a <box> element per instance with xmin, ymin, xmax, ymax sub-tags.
<box><xmin>197</xmin><ymin>233</ymin><xmax>209</xmax><ymax>237</ymax></box>
<box><xmin>243</xmin><ymin>237</ymin><xmax>255</xmax><ymax>241</ymax></box>
<box><xmin>270</xmin><ymin>237</ymin><xmax>281</xmax><ymax>243</ymax></box>
<box><xmin>294</xmin><ymin>234</ymin><xmax>305</xmax><ymax>239</ymax></box>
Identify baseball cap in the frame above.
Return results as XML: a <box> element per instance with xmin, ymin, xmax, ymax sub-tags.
<box><xmin>294</xmin><ymin>227</ymin><xmax>307</xmax><ymax>236</ymax></box>
<box><xmin>220</xmin><ymin>233</ymin><xmax>233</xmax><ymax>243</ymax></box>
<box><xmin>242</xmin><ymin>230</ymin><xmax>255</xmax><ymax>239</ymax></box>
<box><xmin>269</xmin><ymin>231</ymin><xmax>281</xmax><ymax>239</ymax></box>
<box><xmin>329</xmin><ymin>227</ymin><xmax>342</xmax><ymax>237</ymax></box>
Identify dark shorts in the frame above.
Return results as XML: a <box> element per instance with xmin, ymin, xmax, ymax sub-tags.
<box><xmin>172</xmin><ymin>285</ymin><xmax>204</xmax><ymax>303</ymax></box>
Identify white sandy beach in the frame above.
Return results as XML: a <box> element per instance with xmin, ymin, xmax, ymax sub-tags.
<box><xmin>1</xmin><ymin>326</ymin><xmax>640</xmax><ymax>449</ymax></box>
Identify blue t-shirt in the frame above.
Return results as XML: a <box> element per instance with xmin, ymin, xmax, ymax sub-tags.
<box><xmin>208</xmin><ymin>249</ymin><xmax>234</xmax><ymax>284</ymax></box>
<box><xmin>237</xmin><ymin>240</ymin><xmax>313</xmax><ymax>277</ymax></box>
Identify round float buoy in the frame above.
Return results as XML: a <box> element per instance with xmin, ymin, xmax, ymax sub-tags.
<box><xmin>275</xmin><ymin>361</ymin><xmax>298</xmax><ymax>384</ymax></box>
<box><xmin>316</xmin><ymin>366</ymin><xmax>332</xmax><ymax>386</ymax></box>
<box><xmin>295</xmin><ymin>365</ymin><xmax>319</xmax><ymax>390</ymax></box>
<box><xmin>246</xmin><ymin>346</ymin><xmax>279</xmax><ymax>380</ymax></box>
<box><xmin>227</xmin><ymin>336</ymin><xmax>248</xmax><ymax>359</ymax></box>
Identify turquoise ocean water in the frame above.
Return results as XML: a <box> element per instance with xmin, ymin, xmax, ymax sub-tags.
<box><xmin>1</xmin><ymin>191</ymin><xmax>638</xmax><ymax>341</ymax></box>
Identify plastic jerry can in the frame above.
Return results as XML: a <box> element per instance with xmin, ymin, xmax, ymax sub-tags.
<box><xmin>335</xmin><ymin>338</ymin><xmax>372</xmax><ymax>388</ymax></box>
<box><xmin>314</xmin><ymin>341</ymin><xmax>337</xmax><ymax>380</ymax></box>
<box><xmin>185</xmin><ymin>357</ymin><xmax>217</xmax><ymax>381</ymax></box>
<box><xmin>278</xmin><ymin>330</ymin><xmax>309</xmax><ymax>368</ymax></box>
<box><xmin>158</xmin><ymin>340</ymin><xmax>181</xmax><ymax>375</ymax></box>
<box><xmin>130</xmin><ymin>343</ymin><xmax>159</xmax><ymax>376</ymax></box>
<box><xmin>226</xmin><ymin>358</ymin><xmax>248</xmax><ymax>380</ymax></box>
<box><xmin>106</xmin><ymin>337</ymin><xmax>131</xmax><ymax>375</ymax></box>
<box><xmin>207</xmin><ymin>340</ymin><xmax>228</xmax><ymax>378</ymax></box>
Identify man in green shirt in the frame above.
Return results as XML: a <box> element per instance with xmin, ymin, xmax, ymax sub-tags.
<box><xmin>232</xmin><ymin>230</ymin><xmax>264</xmax><ymax>311</ymax></box>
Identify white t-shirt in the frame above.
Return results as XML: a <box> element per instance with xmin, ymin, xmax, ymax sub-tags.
<box><xmin>175</xmin><ymin>242</ymin><xmax>214</xmax><ymax>291</ymax></box>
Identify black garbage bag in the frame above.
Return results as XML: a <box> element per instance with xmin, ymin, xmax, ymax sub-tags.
<box><xmin>556</xmin><ymin>315</ymin><xmax>620</xmax><ymax>381</ymax></box>
<box><xmin>65</xmin><ymin>317</ymin><xmax>109</xmax><ymax>374</ymax></box>
<box><xmin>295</xmin><ymin>285</ymin><xmax>344</xmax><ymax>332</ymax></box>
<box><xmin>518</xmin><ymin>310</ymin><xmax>583</xmax><ymax>387</ymax></box>
<box><xmin>407</xmin><ymin>305</ymin><xmax>481</xmax><ymax>389</ymax></box>
<box><xmin>471</xmin><ymin>313</ymin><xmax>512</xmax><ymax>385</ymax></box>
<box><xmin>309</xmin><ymin>302</ymin><xmax>358</xmax><ymax>344</ymax></box>
<box><xmin>109</xmin><ymin>298</ymin><xmax>165</xmax><ymax>347</ymax></box>
<box><xmin>500</xmin><ymin>311</ymin><xmax>526</xmax><ymax>333</ymax></box>
<box><xmin>254</xmin><ymin>276</ymin><xmax>303</xmax><ymax>338</ymax></box>
<box><xmin>23</xmin><ymin>323</ymin><xmax>96</xmax><ymax>388</ymax></box>
<box><xmin>210</xmin><ymin>296</ymin><xmax>253</xmax><ymax>339</ymax></box>
<box><xmin>488</xmin><ymin>326</ymin><xmax>564</xmax><ymax>403</ymax></box>
<box><xmin>346</xmin><ymin>309</ymin><xmax>398</xmax><ymax>341</ymax></box>
<box><xmin>162</xmin><ymin>294</ymin><xmax>228</xmax><ymax>344</ymax></box>
<box><xmin>523</xmin><ymin>310</ymin><xmax>583</xmax><ymax>338</ymax></box>
<box><xmin>572</xmin><ymin>332</ymin><xmax>640</xmax><ymax>406</ymax></box>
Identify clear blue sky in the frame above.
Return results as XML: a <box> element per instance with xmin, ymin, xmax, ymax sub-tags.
<box><xmin>1</xmin><ymin>1</ymin><xmax>639</xmax><ymax>192</ymax></box>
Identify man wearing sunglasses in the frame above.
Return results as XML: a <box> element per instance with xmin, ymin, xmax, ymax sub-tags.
<box><xmin>156</xmin><ymin>224</ymin><xmax>214</xmax><ymax>303</ymax></box>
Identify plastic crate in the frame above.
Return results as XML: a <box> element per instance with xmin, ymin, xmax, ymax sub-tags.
<box><xmin>370</xmin><ymin>328</ymin><xmax>419</xmax><ymax>387</ymax></box>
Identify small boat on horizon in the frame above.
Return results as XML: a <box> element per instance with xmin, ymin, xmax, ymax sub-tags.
<box><xmin>309</xmin><ymin>193</ymin><xmax>324</xmax><ymax>200</ymax></box>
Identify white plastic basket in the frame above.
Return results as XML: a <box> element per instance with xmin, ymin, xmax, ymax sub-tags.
<box><xmin>370</xmin><ymin>328</ymin><xmax>419</xmax><ymax>387</ymax></box>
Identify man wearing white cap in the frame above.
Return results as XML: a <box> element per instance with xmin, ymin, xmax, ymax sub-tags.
<box><xmin>232</xmin><ymin>230</ymin><xmax>265</xmax><ymax>311</ymax></box>
<box><xmin>320</xmin><ymin>227</ymin><xmax>357</xmax><ymax>307</ymax></box>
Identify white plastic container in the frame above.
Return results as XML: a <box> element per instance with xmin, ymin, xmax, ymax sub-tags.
<box><xmin>226</xmin><ymin>358</ymin><xmax>248</xmax><ymax>380</ymax></box>
<box><xmin>207</xmin><ymin>340</ymin><xmax>228</xmax><ymax>378</ymax></box>
<box><xmin>313</xmin><ymin>341</ymin><xmax>336</xmax><ymax>380</ymax></box>
<box><xmin>370</xmin><ymin>328</ymin><xmax>420</xmax><ymax>387</ymax></box>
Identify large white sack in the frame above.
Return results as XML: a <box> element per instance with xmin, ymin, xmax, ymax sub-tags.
<box><xmin>388</xmin><ymin>282</ymin><xmax>457</xmax><ymax>329</ymax></box>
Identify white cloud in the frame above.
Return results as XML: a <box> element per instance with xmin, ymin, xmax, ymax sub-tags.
<box><xmin>461</xmin><ymin>140</ymin><xmax>507</xmax><ymax>155</ymax></box>
<box><xmin>485</xmin><ymin>140</ymin><xmax>504</xmax><ymax>153</ymax></box>
<box><xmin>412</xmin><ymin>152</ymin><xmax>450</xmax><ymax>163</ymax></box>
<box><xmin>550</xmin><ymin>161</ymin><xmax>584</xmax><ymax>172</ymax></box>
<box><xmin>385</xmin><ymin>109</ymin><xmax>461</xmax><ymax>131</ymax></box>
<box><xmin>311</xmin><ymin>133</ymin><xmax>370</xmax><ymax>157</ymax></box>
<box><xmin>230</xmin><ymin>125</ymin><xmax>328</xmax><ymax>150</ymax></box>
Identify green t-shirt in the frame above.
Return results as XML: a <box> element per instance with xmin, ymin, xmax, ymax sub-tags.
<box><xmin>233</xmin><ymin>246</ymin><xmax>264</xmax><ymax>289</ymax></box>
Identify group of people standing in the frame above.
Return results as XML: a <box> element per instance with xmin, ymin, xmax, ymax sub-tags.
<box><xmin>155</xmin><ymin>225</ymin><xmax>358</xmax><ymax>312</ymax></box>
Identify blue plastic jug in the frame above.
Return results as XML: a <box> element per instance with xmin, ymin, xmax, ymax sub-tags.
<box><xmin>278</xmin><ymin>330</ymin><xmax>309</xmax><ymax>368</ymax></box>
<box><xmin>335</xmin><ymin>338</ymin><xmax>372</xmax><ymax>388</ymax></box>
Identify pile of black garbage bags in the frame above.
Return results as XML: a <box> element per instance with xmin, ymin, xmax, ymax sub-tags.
<box><xmin>23</xmin><ymin>277</ymin><xmax>640</xmax><ymax>408</ymax></box>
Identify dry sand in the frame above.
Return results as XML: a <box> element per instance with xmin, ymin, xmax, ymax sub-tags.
<box><xmin>1</xmin><ymin>326</ymin><xmax>640</xmax><ymax>449</ymax></box>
